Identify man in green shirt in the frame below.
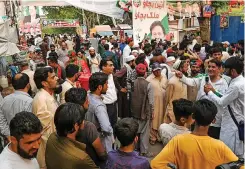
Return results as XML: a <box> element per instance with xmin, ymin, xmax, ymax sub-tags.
<box><xmin>45</xmin><ymin>103</ymin><xmax>98</xmax><ymax>169</ymax></box>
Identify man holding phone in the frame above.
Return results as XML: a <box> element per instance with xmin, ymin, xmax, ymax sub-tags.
<box><xmin>175</xmin><ymin>59</ymin><xmax>228</xmax><ymax>139</ymax></box>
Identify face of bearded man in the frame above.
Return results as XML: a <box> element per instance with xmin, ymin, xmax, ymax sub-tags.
<box><xmin>17</xmin><ymin>143</ymin><xmax>38</xmax><ymax>159</ymax></box>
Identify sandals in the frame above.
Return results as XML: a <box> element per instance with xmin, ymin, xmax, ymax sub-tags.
<box><xmin>149</xmin><ymin>140</ymin><xmax>156</xmax><ymax>145</ymax></box>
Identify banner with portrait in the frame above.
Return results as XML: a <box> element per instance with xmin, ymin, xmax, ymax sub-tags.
<box><xmin>132</xmin><ymin>0</ymin><xmax>169</xmax><ymax>43</ymax></box>
<box><xmin>220</xmin><ymin>13</ymin><xmax>229</xmax><ymax>28</ymax></box>
<box><xmin>18</xmin><ymin>6</ymin><xmax>42</xmax><ymax>35</ymax></box>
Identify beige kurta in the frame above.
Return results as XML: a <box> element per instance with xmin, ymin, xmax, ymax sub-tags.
<box><xmin>32</xmin><ymin>89</ymin><xmax>59</xmax><ymax>169</ymax></box>
<box><xmin>60</xmin><ymin>79</ymin><xmax>76</xmax><ymax>104</ymax></box>
<box><xmin>146</xmin><ymin>74</ymin><xmax>168</xmax><ymax>130</ymax></box>
<box><xmin>164</xmin><ymin>76</ymin><xmax>187</xmax><ymax>123</ymax></box>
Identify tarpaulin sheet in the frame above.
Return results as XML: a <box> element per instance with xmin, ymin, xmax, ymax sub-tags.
<box><xmin>0</xmin><ymin>20</ymin><xmax>20</xmax><ymax>56</ymax></box>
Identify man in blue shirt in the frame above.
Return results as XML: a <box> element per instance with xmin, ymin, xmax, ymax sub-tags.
<box><xmin>106</xmin><ymin>118</ymin><xmax>150</xmax><ymax>169</ymax></box>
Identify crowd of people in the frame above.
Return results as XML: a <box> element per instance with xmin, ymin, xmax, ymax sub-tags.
<box><xmin>0</xmin><ymin>32</ymin><xmax>244</xmax><ymax>169</ymax></box>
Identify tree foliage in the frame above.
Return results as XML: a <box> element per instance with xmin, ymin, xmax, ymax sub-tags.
<box><xmin>42</xmin><ymin>6</ymin><xmax>116</xmax><ymax>34</ymax></box>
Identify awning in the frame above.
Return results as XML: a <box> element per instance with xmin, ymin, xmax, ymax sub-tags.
<box><xmin>20</xmin><ymin>0</ymin><xmax>124</xmax><ymax>19</ymax></box>
<box><xmin>97</xmin><ymin>31</ymin><xmax>114</xmax><ymax>36</ymax></box>
<box><xmin>124</xmin><ymin>30</ymin><xmax>133</xmax><ymax>35</ymax></box>
<box><xmin>94</xmin><ymin>25</ymin><xmax>114</xmax><ymax>36</ymax></box>
<box><xmin>117</xmin><ymin>24</ymin><xmax>132</xmax><ymax>30</ymax></box>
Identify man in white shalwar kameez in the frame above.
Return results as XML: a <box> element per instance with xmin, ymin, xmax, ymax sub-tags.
<box><xmin>204</xmin><ymin>57</ymin><xmax>244</xmax><ymax>157</ymax></box>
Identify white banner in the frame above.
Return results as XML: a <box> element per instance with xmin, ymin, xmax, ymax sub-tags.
<box><xmin>133</xmin><ymin>0</ymin><xmax>168</xmax><ymax>44</ymax></box>
<box><xmin>21</xmin><ymin>0</ymin><xmax>124</xmax><ymax>19</ymax></box>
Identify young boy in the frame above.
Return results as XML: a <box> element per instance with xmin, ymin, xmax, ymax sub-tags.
<box><xmin>159</xmin><ymin>98</ymin><xmax>193</xmax><ymax>146</ymax></box>
<box><xmin>106</xmin><ymin>118</ymin><xmax>150</xmax><ymax>169</ymax></box>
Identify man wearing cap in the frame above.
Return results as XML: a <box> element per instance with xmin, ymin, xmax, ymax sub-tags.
<box><xmin>146</xmin><ymin>63</ymin><xmax>168</xmax><ymax>145</ymax></box>
<box><xmin>131</xmin><ymin>50</ymin><xmax>139</xmax><ymax>58</ymax></box>
<box><xmin>160</xmin><ymin>56</ymin><xmax>176</xmax><ymax>79</ymax></box>
<box><xmin>87</xmin><ymin>47</ymin><xmax>101</xmax><ymax>73</ymax></box>
<box><xmin>114</xmin><ymin>55</ymin><xmax>136</xmax><ymax>118</ymax></box>
<box><xmin>164</xmin><ymin>60</ymin><xmax>188</xmax><ymax>123</ymax></box>
<box><xmin>187</xmin><ymin>59</ymin><xmax>203</xmax><ymax>102</ymax></box>
<box><xmin>131</xmin><ymin>63</ymin><xmax>154</xmax><ymax>157</ymax></box>
<box><xmin>222</xmin><ymin>41</ymin><xmax>230</xmax><ymax>52</ymax></box>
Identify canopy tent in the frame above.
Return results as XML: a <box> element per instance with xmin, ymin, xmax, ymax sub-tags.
<box><xmin>20</xmin><ymin>0</ymin><xmax>124</xmax><ymax>19</ymax></box>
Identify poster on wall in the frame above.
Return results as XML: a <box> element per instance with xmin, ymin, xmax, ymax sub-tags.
<box><xmin>203</xmin><ymin>4</ymin><xmax>213</xmax><ymax>17</ymax></box>
<box><xmin>220</xmin><ymin>13</ymin><xmax>229</xmax><ymax>28</ymax></box>
<box><xmin>132</xmin><ymin>0</ymin><xmax>170</xmax><ymax>43</ymax></box>
<box><xmin>18</xmin><ymin>6</ymin><xmax>42</xmax><ymax>35</ymax></box>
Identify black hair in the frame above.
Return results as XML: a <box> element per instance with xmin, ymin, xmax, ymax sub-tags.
<box><xmin>99</xmin><ymin>58</ymin><xmax>113</xmax><ymax>70</ymax></box>
<box><xmin>173</xmin><ymin>99</ymin><xmax>193</xmax><ymax>121</ymax></box>
<box><xmin>48</xmin><ymin>55</ymin><xmax>58</xmax><ymax>64</ymax></box>
<box><xmin>89</xmin><ymin>72</ymin><xmax>108</xmax><ymax>92</ymax></box>
<box><xmin>113</xmin><ymin>42</ymin><xmax>119</xmax><ymax>48</ymax></box>
<box><xmin>193</xmin><ymin>44</ymin><xmax>201</xmax><ymax>52</ymax></box>
<box><xmin>115</xmin><ymin>118</ymin><xmax>139</xmax><ymax>147</ymax></box>
<box><xmin>54</xmin><ymin>103</ymin><xmax>85</xmax><ymax>137</ymax></box>
<box><xmin>211</xmin><ymin>47</ymin><xmax>222</xmax><ymax>55</ymax></box>
<box><xmin>208</xmin><ymin>59</ymin><xmax>222</xmax><ymax>68</ymax></box>
<box><xmin>12</xmin><ymin>73</ymin><xmax>29</xmax><ymax>90</ymax></box>
<box><xmin>49</xmin><ymin>52</ymin><xmax>58</xmax><ymax>59</ymax></box>
<box><xmin>224</xmin><ymin>57</ymin><xmax>244</xmax><ymax>74</ymax></box>
<box><xmin>34</xmin><ymin>67</ymin><xmax>54</xmax><ymax>89</ymax></box>
<box><xmin>50</xmin><ymin>44</ymin><xmax>55</xmax><ymax>48</ymax></box>
<box><xmin>238</xmin><ymin>40</ymin><xmax>244</xmax><ymax>47</ymax></box>
<box><xmin>179</xmin><ymin>55</ymin><xmax>190</xmax><ymax>61</ymax></box>
<box><xmin>178</xmin><ymin>60</ymin><xmax>187</xmax><ymax>71</ymax></box>
<box><xmin>10</xmin><ymin>111</ymin><xmax>43</xmax><ymax>141</ymax></box>
<box><xmin>65</xmin><ymin>64</ymin><xmax>79</xmax><ymax>78</ymax></box>
<box><xmin>150</xmin><ymin>21</ymin><xmax>166</xmax><ymax>35</ymax></box>
<box><xmin>192</xmin><ymin>99</ymin><xmax>217</xmax><ymax>126</ymax></box>
<box><xmin>65</xmin><ymin>88</ymin><xmax>87</xmax><ymax>106</ymax></box>
<box><xmin>144</xmin><ymin>47</ymin><xmax>152</xmax><ymax>56</ymax></box>
<box><xmin>104</xmin><ymin>44</ymin><xmax>110</xmax><ymax>50</ymax></box>
<box><xmin>135</xmin><ymin>53</ymin><xmax>146</xmax><ymax>65</ymax></box>
<box><xmin>152</xmin><ymin>48</ymin><xmax>163</xmax><ymax>57</ymax></box>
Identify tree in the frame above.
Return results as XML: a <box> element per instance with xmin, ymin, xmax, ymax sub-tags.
<box><xmin>42</xmin><ymin>6</ymin><xmax>116</xmax><ymax>33</ymax></box>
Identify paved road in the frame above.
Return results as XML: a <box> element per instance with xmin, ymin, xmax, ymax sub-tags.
<box><xmin>148</xmin><ymin>142</ymin><xmax>164</xmax><ymax>162</ymax></box>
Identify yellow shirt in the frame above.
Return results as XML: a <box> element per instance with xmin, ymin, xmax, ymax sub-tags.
<box><xmin>151</xmin><ymin>133</ymin><xmax>239</xmax><ymax>169</ymax></box>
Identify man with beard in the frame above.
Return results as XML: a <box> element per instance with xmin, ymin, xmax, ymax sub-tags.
<box><xmin>0</xmin><ymin>111</ymin><xmax>43</xmax><ymax>169</ymax></box>
<box><xmin>46</xmin><ymin>103</ymin><xmax>98</xmax><ymax>169</ymax></box>
<box><xmin>87</xmin><ymin>47</ymin><xmax>101</xmax><ymax>74</ymax></box>
<box><xmin>0</xmin><ymin>73</ymin><xmax>33</xmax><ymax>136</ymax></box>
<box><xmin>87</xmin><ymin>47</ymin><xmax>101</xmax><ymax>73</ymax></box>
<box><xmin>176</xmin><ymin>59</ymin><xmax>228</xmax><ymax>139</ymax></box>
<box><xmin>114</xmin><ymin>55</ymin><xmax>136</xmax><ymax>118</ymax></box>
<box><xmin>86</xmin><ymin>72</ymin><xmax>114</xmax><ymax>153</ymax></box>
<box><xmin>60</xmin><ymin>64</ymin><xmax>80</xmax><ymax>104</ymax></box>
<box><xmin>65</xmin><ymin>88</ymin><xmax>107</xmax><ymax>168</ymax></box>
<box><xmin>163</xmin><ymin>60</ymin><xmax>188</xmax><ymax>123</ymax></box>
<box><xmin>32</xmin><ymin>67</ymin><xmax>61</xmax><ymax>169</ymax></box>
